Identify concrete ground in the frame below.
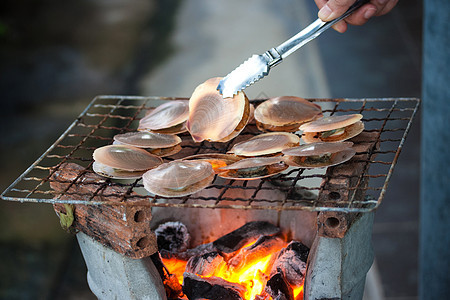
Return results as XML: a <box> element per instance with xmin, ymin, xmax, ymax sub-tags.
<box><xmin>0</xmin><ymin>0</ymin><xmax>421</xmax><ymax>299</ymax></box>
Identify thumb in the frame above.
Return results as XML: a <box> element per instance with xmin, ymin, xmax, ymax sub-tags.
<box><xmin>318</xmin><ymin>0</ymin><xmax>357</xmax><ymax>21</ymax></box>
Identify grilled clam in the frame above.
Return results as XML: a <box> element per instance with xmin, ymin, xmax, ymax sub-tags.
<box><xmin>142</xmin><ymin>160</ymin><xmax>215</xmax><ymax>197</ymax></box>
<box><xmin>228</xmin><ymin>132</ymin><xmax>300</xmax><ymax>157</ymax></box>
<box><xmin>282</xmin><ymin>141</ymin><xmax>356</xmax><ymax>168</ymax></box>
<box><xmin>92</xmin><ymin>162</ymin><xmax>148</xmax><ymax>180</ymax></box>
<box><xmin>254</xmin><ymin>96</ymin><xmax>322</xmax><ymax>132</ymax></box>
<box><xmin>186</xmin><ymin>77</ymin><xmax>250</xmax><ymax>142</ymax></box>
<box><xmin>113</xmin><ymin>131</ymin><xmax>182</xmax><ymax>157</ymax></box>
<box><xmin>217</xmin><ymin>156</ymin><xmax>288</xmax><ymax>180</ymax></box>
<box><xmin>138</xmin><ymin>100</ymin><xmax>189</xmax><ymax>134</ymax></box>
<box><xmin>92</xmin><ymin>144</ymin><xmax>163</xmax><ymax>179</ymax></box>
<box><xmin>182</xmin><ymin>153</ymin><xmax>242</xmax><ymax>173</ymax></box>
<box><xmin>300</xmin><ymin>114</ymin><xmax>364</xmax><ymax>143</ymax></box>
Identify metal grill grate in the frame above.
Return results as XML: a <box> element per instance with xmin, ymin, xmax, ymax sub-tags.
<box><xmin>1</xmin><ymin>96</ymin><xmax>419</xmax><ymax>212</ymax></box>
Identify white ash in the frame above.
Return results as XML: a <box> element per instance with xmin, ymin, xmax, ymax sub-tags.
<box><xmin>155</xmin><ymin>221</ymin><xmax>190</xmax><ymax>253</ymax></box>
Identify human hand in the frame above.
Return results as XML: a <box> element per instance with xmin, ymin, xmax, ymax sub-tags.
<box><xmin>314</xmin><ymin>0</ymin><xmax>398</xmax><ymax>33</ymax></box>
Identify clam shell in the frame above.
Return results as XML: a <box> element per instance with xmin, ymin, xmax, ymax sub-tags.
<box><xmin>186</xmin><ymin>77</ymin><xmax>250</xmax><ymax>142</ymax></box>
<box><xmin>142</xmin><ymin>160</ymin><xmax>215</xmax><ymax>197</ymax></box>
<box><xmin>246</xmin><ymin>103</ymin><xmax>256</xmax><ymax>125</ymax></box>
<box><xmin>302</xmin><ymin>121</ymin><xmax>364</xmax><ymax>143</ymax></box>
<box><xmin>217</xmin><ymin>157</ymin><xmax>288</xmax><ymax>180</ymax></box>
<box><xmin>149</xmin><ymin>122</ymin><xmax>187</xmax><ymax>135</ymax></box>
<box><xmin>299</xmin><ymin>114</ymin><xmax>363</xmax><ymax>132</ymax></box>
<box><xmin>92</xmin><ymin>161</ymin><xmax>147</xmax><ymax>179</ymax></box>
<box><xmin>282</xmin><ymin>141</ymin><xmax>353</xmax><ymax>156</ymax></box>
<box><xmin>182</xmin><ymin>153</ymin><xmax>242</xmax><ymax>173</ymax></box>
<box><xmin>148</xmin><ymin>144</ymin><xmax>182</xmax><ymax>157</ymax></box>
<box><xmin>138</xmin><ymin>100</ymin><xmax>189</xmax><ymax>131</ymax></box>
<box><xmin>93</xmin><ymin>145</ymin><xmax>163</xmax><ymax>171</ymax></box>
<box><xmin>219</xmin><ymin>156</ymin><xmax>284</xmax><ymax>170</ymax></box>
<box><xmin>284</xmin><ymin>148</ymin><xmax>356</xmax><ymax>168</ymax></box>
<box><xmin>114</xmin><ymin>131</ymin><xmax>181</xmax><ymax>148</ymax></box>
<box><xmin>228</xmin><ymin>132</ymin><xmax>300</xmax><ymax>157</ymax></box>
<box><xmin>254</xmin><ymin>96</ymin><xmax>322</xmax><ymax>132</ymax></box>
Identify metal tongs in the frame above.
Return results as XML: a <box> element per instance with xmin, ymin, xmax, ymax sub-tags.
<box><xmin>217</xmin><ymin>0</ymin><xmax>370</xmax><ymax>98</ymax></box>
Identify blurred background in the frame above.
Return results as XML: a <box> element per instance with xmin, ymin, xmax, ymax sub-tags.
<box><xmin>0</xmin><ymin>0</ymin><xmax>421</xmax><ymax>299</ymax></box>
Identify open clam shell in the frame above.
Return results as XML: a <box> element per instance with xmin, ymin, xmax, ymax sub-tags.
<box><xmin>182</xmin><ymin>153</ymin><xmax>242</xmax><ymax>173</ymax></box>
<box><xmin>282</xmin><ymin>141</ymin><xmax>356</xmax><ymax>168</ymax></box>
<box><xmin>114</xmin><ymin>131</ymin><xmax>181</xmax><ymax>148</ymax></box>
<box><xmin>138</xmin><ymin>100</ymin><xmax>189</xmax><ymax>132</ymax></box>
<box><xmin>217</xmin><ymin>156</ymin><xmax>288</xmax><ymax>180</ymax></box>
<box><xmin>93</xmin><ymin>145</ymin><xmax>163</xmax><ymax>172</ymax></box>
<box><xmin>299</xmin><ymin>114</ymin><xmax>364</xmax><ymax>143</ymax></box>
<box><xmin>186</xmin><ymin>77</ymin><xmax>250</xmax><ymax>142</ymax></box>
<box><xmin>142</xmin><ymin>160</ymin><xmax>215</xmax><ymax>197</ymax></box>
<box><xmin>282</xmin><ymin>141</ymin><xmax>353</xmax><ymax>156</ymax></box>
<box><xmin>254</xmin><ymin>96</ymin><xmax>322</xmax><ymax>132</ymax></box>
<box><xmin>228</xmin><ymin>132</ymin><xmax>300</xmax><ymax>157</ymax></box>
<box><xmin>113</xmin><ymin>131</ymin><xmax>182</xmax><ymax>157</ymax></box>
<box><xmin>92</xmin><ymin>161</ymin><xmax>147</xmax><ymax>179</ymax></box>
<box><xmin>149</xmin><ymin>122</ymin><xmax>187</xmax><ymax>135</ymax></box>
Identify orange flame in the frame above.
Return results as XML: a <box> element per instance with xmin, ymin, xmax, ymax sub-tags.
<box><xmin>162</xmin><ymin>239</ymin><xmax>304</xmax><ymax>300</ymax></box>
<box><xmin>161</xmin><ymin>258</ymin><xmax>187</xmax><ymax>285</ymax></box>
<box><xmin>211</xmin><ymin>252</ymin><xmax>274</xmax><ymax>299</ymax></box>
<box><xmin>293</xmin><ymin>284</ymin><xmax>304</xmax><ymax>299</ymax></box>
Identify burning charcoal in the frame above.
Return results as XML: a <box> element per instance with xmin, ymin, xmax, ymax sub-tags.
<box><xmin>163</xmin><ymin>273</ymin><xmax>184</xmax><ymax>299</ymax></box>
<box><xmin>150</xmin><ymin>253</ymin><xmax>184</xmax><ymax>299</ymax></box>
<box><xmin>265</xmin><ymin>272</ymin><xmax>294</xmax><ymax>300</ymax></box>
<box><xmin>155</xmin><ymin>221</ymin><xmax>191</xmax><ymax>252</ymax></box>
<box><xmin>228</xmin><ymin>235</ymin><xmax>285</xmax><ymax>272</ymax></box>
<box><xmin>185</xmin><ymin>251</ymin><xmax>225</xmax><ymax>277</ymax></box>
<box><xmin>160</xmin><ymin>242</ymin><xmax>216</xmax><ymax>262</ymax></box>
<box><xmin>270</xmin><ymin>241</ymin><xmax>309</xmax><ymax>287</ymax></box>
<box><xmin>213</xmin><ymin>221</ymin><xmax>280</xmax><ymax>254</ymax></box>
<box><xmin>183</xmin><ymin>272</ymin><xmax>246</xmax><ymax>300</ymax></box>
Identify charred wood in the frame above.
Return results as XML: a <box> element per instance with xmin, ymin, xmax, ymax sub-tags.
<box><xmin>160</xmin><ymin>242</ymin><xmax>216</xmax><ymax>262</ymax></box>
<box><xmin>228</xmin><ymin>235</ymin><xmax>285</xmax><ymax>272</ymax></box>
<box><xmin>185</xmin><ymin>251</ymin><xmax>224</xmax><ymax>276</ymax></box>
<box><xmin>182</xmin><ymin>272</ymin><xmax>246</xmax><ymax>300</ymax></box>
<box><xmin>160</xmin><ymin>221</ymin><xmax>280</xmax><ymax>262</ymax></box>
<box><xmin>270</xmin><ymin>241</ymin><xmax>309</xmax><ymax>287</ymax></box>
<box><xmin>265</xmin><ymin>272</ymin><xmax>294</xmax><ymax>300</ymax></box>
<box><xmin>213</xmin><ymin>221</ymin><xmax>280</xmax><ymax>254</ymax></box>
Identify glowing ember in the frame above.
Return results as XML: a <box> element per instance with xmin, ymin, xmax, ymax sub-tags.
<box><xmin>293</xmin><ymin>284</ymin><xmax>304</xmax><ymax>299</ymax></box>
<box><xmin>162</xmin><ymin>238</ymin><xmax>305</xmax><ymax>300</ymax></box>
<box><xmin>211</xmin><ymin>252</ymin><xmax>274</xmax><ymax>299</ymax></box>
<box><xmin>162</xmin><ymin>258</ymin><xmax>187</xmax><ymax>285</ymax></box>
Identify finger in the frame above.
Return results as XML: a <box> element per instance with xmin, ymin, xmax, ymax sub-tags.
<box><xmin>344</xmin><ymin>4</ymin><xmax>377</xmax><ymax>25</ymax></box>
<box><xmin>331</xmin><ymin>20</ymin><xmax>349</xmax><ymax>33</ymax></box>
<box><xmin>318</xmin><ymin>0</ymin><xmax>357</xmax><ymax>21</ymax></box>
<box><xmin>315</xmin><ymin>0</ymin><xmax>348</xmax><ymax>32</ymax></box>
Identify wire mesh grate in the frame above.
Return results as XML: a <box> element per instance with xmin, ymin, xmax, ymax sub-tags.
<box><xmin>1</xmin><ymin>96</ymin><xmax>420</xmax><ymax>212</ymax></box>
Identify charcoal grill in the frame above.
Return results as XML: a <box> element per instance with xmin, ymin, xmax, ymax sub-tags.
<box><xmin>1</xmin><ymin>95</ymin><xmax>419</xmax><ymax>300</ymax></box>
<box><xmin>1</xmin><ymin>96</ymin><xmax>419</xmax><ymax>213</ymax></box>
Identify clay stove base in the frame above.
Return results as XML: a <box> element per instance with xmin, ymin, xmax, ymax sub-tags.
<box><xmin>76</xmin><ymin>211</ymin><xmax>374</xmax><ymax>300</ymax></box>
<box><xmin>305</xmin><ymin>212</ymin><xmax>374</xmax><ymax>300</ymax></box>
<box><xmin>76</xmin><ymin>232</ymin><xmax>166</xmax><ymax>300</ymax></box>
